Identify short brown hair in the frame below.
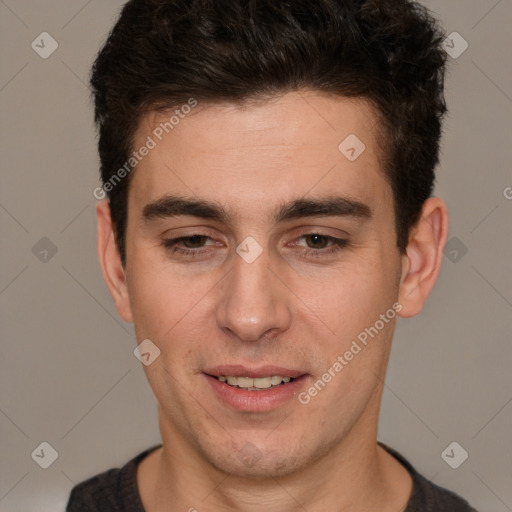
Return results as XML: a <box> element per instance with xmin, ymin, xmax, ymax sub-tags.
<box><xmin>90</xmin><ymin>0</ymin><xmax>448</xmax><ymax>266</ymax></box>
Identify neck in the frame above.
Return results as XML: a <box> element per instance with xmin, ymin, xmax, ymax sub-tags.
<box><xmin>140</xmin><ymin>401</ymin><xmax>412</xmax><ymax>512</ymax></box>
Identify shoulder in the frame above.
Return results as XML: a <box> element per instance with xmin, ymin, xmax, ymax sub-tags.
<box><xmin>378</xmin><ymin>442</ymin><xmax>479</xmax><ymax>512</ymax></box>
<box><xmin>66</xmin><ymin>466</ymin><xmax>126</xmax><ymax>512</ymax></box>
<box><xmin>66</xmin><ymin>445</ymin><xmax>162</xmax><ymax>512</ymax></box>
<box><xmin>409</xmin><ymin>471</ymin><xmax>479</xmax><ymax>511</ymax></box>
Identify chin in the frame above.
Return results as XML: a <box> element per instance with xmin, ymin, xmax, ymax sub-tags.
<box><xmin>199</xmin><ymin>432</ymin><xmax>330</xmax><ymax>480</ymax></box>
<box><xmin>211</xmin><ymin>450</ymin><xmax>307</xmax><ymax>479</ymax></box>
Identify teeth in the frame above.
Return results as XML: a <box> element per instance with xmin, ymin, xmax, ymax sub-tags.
<box><xmin>216</xmin><ymin>375</ymin><xmax>294</xmax><ymax>389</ymax></box>
<box><xmin>237</xmin><ymin>377</ymin><xmax>253</xmax><ymax>388</ymax></box>
<box><xmin>254</xmin><ymin>377</ymin><xmax>272</xmax><ymax>388</ymax></box>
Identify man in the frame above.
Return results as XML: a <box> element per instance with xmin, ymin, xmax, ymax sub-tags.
<box><xmin>67</xmin><ymin>0</ymin><xmax>478</xmax><ymax>510</ymax></box>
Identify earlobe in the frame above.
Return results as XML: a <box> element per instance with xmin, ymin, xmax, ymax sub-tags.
<box><xmin>397</xmin><ymin>197</ymin><xmax>449</xmax><ymax>318</ymax></box>
<box><xmin>96</xmin><ymin>200</ymin><xmax>133</xmax><ymax>324</ymax></box>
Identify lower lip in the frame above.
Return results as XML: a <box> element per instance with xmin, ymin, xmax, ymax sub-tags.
<box><xmin>203</xmin><ymin>374</ymin><xmax>309</xmax><ymax>412</ymax></box>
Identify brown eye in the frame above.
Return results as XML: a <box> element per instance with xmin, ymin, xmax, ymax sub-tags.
<box><xmin>294</xmin><ymin>233</ymin><xmax>349</xmax><ymax>258</ymax></box>
<box><xmin>161</xmin><ymin>234</ymin><xmax>215</xmax><ymax>257</ymax></box>
<box><xmin>179</xmin><ymin>235</ymin><xmax>209</xmax><ymax>248</ymax></box>
<box><xmin>304</xmin><ymin>234</ymin><xmax>330</xmax><ymax>249</ymax></box>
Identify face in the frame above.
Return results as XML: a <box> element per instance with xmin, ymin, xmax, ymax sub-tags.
<box><xmin>119</xmin><ymin>91</ymin><xmax>405</xmax><ymax>477</ymax></box>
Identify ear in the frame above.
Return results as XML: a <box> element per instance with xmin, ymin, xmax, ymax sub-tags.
<box><xmin>96</xmin><ymin>200</ymin><xmax>133</xmax><ymax>323</ymax></box>
<box><xmin>397</xmin><ymin>197</ymin><xmax>449</xmax><ymax>318</ymax></box>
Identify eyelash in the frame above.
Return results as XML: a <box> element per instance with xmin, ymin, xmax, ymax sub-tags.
<box><xmin>161</xmin><ymin>233</ymin><xmax>348</xmax><ymax>258</ymax></box>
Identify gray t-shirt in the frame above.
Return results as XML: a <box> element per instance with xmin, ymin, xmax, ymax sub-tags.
<box><xmin>66</xmin><ymin>442</ymin><xmax>479</xmax><ymax>511</ymax></box>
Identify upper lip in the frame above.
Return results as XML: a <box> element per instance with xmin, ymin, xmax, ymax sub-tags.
<box><xmin>203</xmin><ymin>365</ymin><xmax>307</xmax><ymax>379</ymax></box>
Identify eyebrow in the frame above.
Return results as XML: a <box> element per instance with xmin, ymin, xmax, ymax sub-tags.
<box><xmin>141</xmin><ymin>194</ymin><xmax>373</xmax><ymax>225</ymax></box>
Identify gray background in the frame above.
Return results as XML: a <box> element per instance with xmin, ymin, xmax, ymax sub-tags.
<box><xmin>1</xmin><ymin>0</ymin><xmax>511</xmax><ymax>510</ymax></box>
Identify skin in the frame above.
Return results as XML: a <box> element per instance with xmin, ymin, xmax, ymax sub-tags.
<box><xmin>96</xmin><ymin>90</ymin><xmax>449</xmax><ymax>511</ymax></box>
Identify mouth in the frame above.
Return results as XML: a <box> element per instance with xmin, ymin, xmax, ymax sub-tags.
<box><xmin>202</xmin><ymin>366</ymin><xmax>309</xmax><ymax>412</ymax></box>
<box><xmin>213</xmin><ymin>375</ymin><xmax>295</xmax><ymax>391</ymax></box>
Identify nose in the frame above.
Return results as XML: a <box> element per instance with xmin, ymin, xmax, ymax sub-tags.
<box><xmin>215</xmin><ymin>247</ymin><xmax>291</xmax><ymax>343</ymax></box>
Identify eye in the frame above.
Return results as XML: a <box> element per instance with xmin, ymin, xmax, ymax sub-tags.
<box><xmin>161</xmin><ymin>232</ymin><xmax>348</xmax><ymax>259</ymax></box>
<box><xmin>161</xmin><ymin>234</ymin><xmax>216</xmax><ymax>257</ymax></box>
<box><xmin>293</xmin><ymin>233</ymin><xmax>348</xmax><ymax>257</ymax></box>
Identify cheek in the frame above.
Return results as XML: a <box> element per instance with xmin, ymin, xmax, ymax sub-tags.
<box><xmin>296</xmin><ymin>261</ymin><xmax>395</xmax><ymax>343</ymax></box>
<box><xmin>125</xmin><ymin>248</ymin><xmax>224</xmax><ymax>375</ymax></box>
<box><xmin>125</xmin><ymin>249</ymin><xmax>193</xmax><ymax>340</ymax></box>
<box><xmin>295</xmin><ymin>266</ymin><xmax>397</xmax><ymax>423</ymax></box>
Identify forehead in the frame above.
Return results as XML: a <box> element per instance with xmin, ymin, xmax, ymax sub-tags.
<box><xmin>128</xmin><ymin>91</ymin><xmax>391</xmax><ymax>223</ymax></box>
